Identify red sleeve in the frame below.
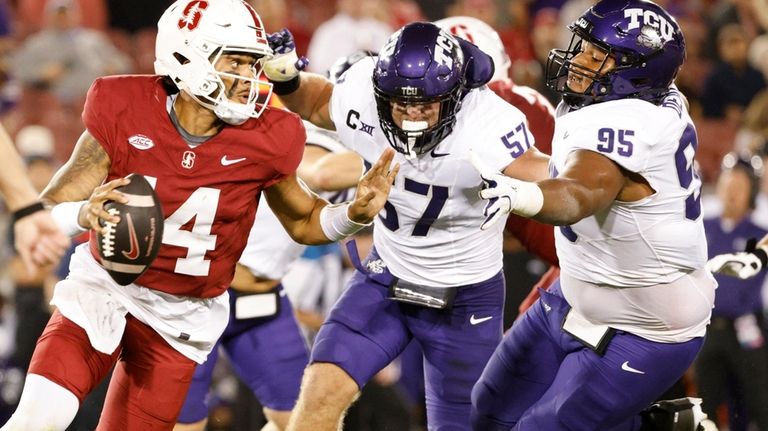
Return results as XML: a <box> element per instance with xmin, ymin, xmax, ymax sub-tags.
<box><xmin>505</xmin><ymin>214</ymin><xmax>558</xmax><ymax>267</ymax></box>
<box><xmin>526</xmin><ymin>103</ymin><xmax>555</xmax><ymax>156</ymax></box>
<box><xmin>81</xmin><ymin>78</ymin><xmax>122</xmax><ymax>167</ymax></box>
<box><xmin>263</xmin><ymin>115</ymin><xmax>306</xmax><ymax>188</ymax></box>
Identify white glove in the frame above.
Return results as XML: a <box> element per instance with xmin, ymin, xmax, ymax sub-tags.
<box><xmin>706</xmin><ymin>250</ymin><xmax>766</xmax><ymax>279</ymax></box>
<box><xmin>263</xmin><ymin>29</ymin><xmax>309</xmax><ymax>82</ymax></box>
<box><xmin>468</xmin><ymin>150</ymin><xmax>543</xmax><ymax>230</ymax></box>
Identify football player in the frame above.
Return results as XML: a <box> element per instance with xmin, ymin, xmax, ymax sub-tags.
<box><xmin>468</xmin><ymin>0</ymin><xmax>716</xmax><ymax>429</ymax></box>
<box><xmin>436</xmin><ymin>16</ymin><xmax>559</xmax><ymax>313</ymax></box>
<box><xmin>175</xmin><ymin>123</ymin><xmax>360</xmax><ymax>431</ymax></box>
<box><xmin>0</xmin><ymin>1</ymin><xmax>396</xmax><ymax>430</ymax></box>
<box><xmin>264</xmin><ymin>21</ymin><xmax>550</xmax><ymax>431</ymax></box>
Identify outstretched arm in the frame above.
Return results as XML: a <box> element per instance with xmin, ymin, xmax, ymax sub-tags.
<box><xmin>277</xmin><ymin>73</ymin><xmax>335</xmax><ymax>130</ymax></box>
<box><xmin>534</xmin><ymin>150</ymin><xmax>625</xmax><ymax>225</ymax></box>
<box><xmin>266</xmin><ymin>148</ymin><xmax>399</xmax><ymax>244</ymax></box>
<box><xmin>474</xmin><ymin>149</ymin><xmax>625</xmax><ymax>229</ymax></box>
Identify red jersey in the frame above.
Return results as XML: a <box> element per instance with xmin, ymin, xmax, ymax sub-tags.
<box><xmin>490</xmin><ymin>79</ymin><xmax>558</xmax><ymax>266</ymax></box>
<box><xmin>83</xmin><ymin>75</ymin><xmax>305</xmax><ymax>298</ymax></box>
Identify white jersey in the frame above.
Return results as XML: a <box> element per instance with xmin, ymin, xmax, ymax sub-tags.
<box><xmin>330</xmin><ymin>59</ymin><xmax>534</xmax><ymax>287</ymax></box>
<box><xmin>551</xmin><ymin>89</ymin><xmax>708</xmax><ymax>287</ymax></box>
<box><xmin>239</xmin><ymin>122</ymin><xmax>352</xmax><ymax>280</ymax></box>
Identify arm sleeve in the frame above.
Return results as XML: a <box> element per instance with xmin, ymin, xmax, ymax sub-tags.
<box><xmin>263</xmin><ymin>116</ymin><xmax>306</xmax><ymax>188</ymax></box>
<box><xmin>81</xmin><ymin>78</ymin><xmax>120</xmax><ymax>164</ymax></box>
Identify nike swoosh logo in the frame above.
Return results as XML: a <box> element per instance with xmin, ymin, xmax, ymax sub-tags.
<box><xmin>621</xmin><ymin>361</ymin><xmax>645</xmax><ymax>374</ymax></box>
<box><xmin>121</xmin><ymin>213</ymin><xmax>140</xmax><ymax>260</ymax></box>
<box><xmin>221</xmin><ymin>156</ymin><xmax>247</xmax><ymax>166</ymax></box>
<box><xmin>470</xmin><ymin>315</ymin><xmax>493</xmax><ymax>325</ymax></box>
<box><xmin>430</xmin><ymin>149</ymin><xmax>450</xmax><ymax>158</ymax></box>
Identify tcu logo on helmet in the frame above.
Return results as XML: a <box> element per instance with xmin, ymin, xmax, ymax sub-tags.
<box><xmin>178</xmin><ymin>0</ymin><xmax>208</xmax><ymax>31</ymax></box>
<box><xmin>181</xmin><ymin>151</ymin><xmax>196</xmax><ymax>169</ymax></box>
<box><xmin>624</xmin><ymin>8</ymin><xmax>674</xmax><ymax>42</ymax></box>
<box><xmin>434</xmin><ymin>32</ymin><xmax>455</xmax><ymax>69</ymax></box>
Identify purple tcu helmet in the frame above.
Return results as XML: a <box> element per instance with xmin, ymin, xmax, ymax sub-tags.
<box><xmin>373</xmin><ymin>22</ymin><xmax>467</xmax><ymax>156</ymax></box>
<box><xmin>545</xmin><ymin>0</ymin><xmax>686</xmax><ymax>108</ymax></box>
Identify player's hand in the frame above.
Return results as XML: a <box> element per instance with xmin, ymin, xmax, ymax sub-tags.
<box><xmin>469</xmin><ymin>150</ymin><xmax>520</xmax><ymax>230</ymax></box>
<box><xmin>706</xmin><ymin>251</ymin><xmax>766</xmax><ymax>279</ymax></box>
<box><xmin>14</xmin><ymin>210</ymin><xmax>70</xmax><ymax>275</ymax></box>
<box><xmin>80</xmin><ymin>177</ymin><xmax>131</xmax><ymax>234</ymax></box>
<box><xmin>706</xmin><ymin>238</ymin><xmax>768</xmax><ymax>279</ymax></box>
<box><xmin>348</xmin><ymin>148</ymin><xmax>399</xmax><ymax>224</ymax></box>
<box><xmin>263</xmin><ymin>28</ymin><xmax>309</xmax><ymax>82</ymax></box>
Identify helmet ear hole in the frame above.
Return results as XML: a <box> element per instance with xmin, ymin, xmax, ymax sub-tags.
<box><xmin>173</xmin><ymin>52</ymin><xmax>190</xmax><ymax>65</ymax></box>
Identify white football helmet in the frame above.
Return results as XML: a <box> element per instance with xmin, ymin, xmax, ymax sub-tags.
<box><xmin>435</xmin><ymin>16</ymin><xmax>511</xmax><ymax>83</ymax></box>
<box><xmin>155</xmin><ymin>0</ymin><xmax>273</xmax><ymax>125</ymax></box>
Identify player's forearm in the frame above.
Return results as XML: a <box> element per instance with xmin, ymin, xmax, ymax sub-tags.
<box><xmin>533</xmin><ymin>178</ymin><xmax>603</xmax><ymax>226</ymax></box>
<box><xmin>300</xmin><ymin>152</ymin><xmax>363</xmax><ymax>192</ymax></box>
<box><xmin>278</xmin><ymin>73</ymin><xmax>335</xmax><ymax>130</ymax></box>
<box><xmin>0</xmin><ymin>127</ymin><xmax>39</xmax><ymax>210</ymax></box>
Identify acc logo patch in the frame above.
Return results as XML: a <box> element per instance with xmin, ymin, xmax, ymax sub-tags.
<box><xmin>128</xmin><ymin>134</ymin><xmax>155</xmax><ymax>150</ymax></box>
<box><xmin>178</xmin><ymin>0</ymin><xmax>208</xmax><ymax>31</ymax></box>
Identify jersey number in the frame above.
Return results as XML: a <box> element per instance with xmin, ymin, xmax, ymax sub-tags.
<box><xmin>146</xmin><ymin>176</ymin><xmax>220</xmax><ymax>277</ymax></box>
<box><xmin>379</xmin><ymin>177</ymin><xmax>448</xmax><ymax>237</ymax></box>
<box><xmin>673</xmin><ymin>124</ymin><xmax>701</xmax><ymax>221</ymax></box>
<box><xmin>501</xmin><ymin>122</ymin><xmax>532</xmax><ymax>158</ymax></box>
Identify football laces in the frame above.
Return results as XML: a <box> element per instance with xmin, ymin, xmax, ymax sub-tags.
<box><xmin>100</xmin><ymin>208</ymin><xmax>119</xmax><ymax>258</ymax></box>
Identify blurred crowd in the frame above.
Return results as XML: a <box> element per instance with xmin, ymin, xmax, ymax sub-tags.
<box><xmin>0</xmin><ymin>0</ymin><xmax>765</xmax><ymax>430</ymax></box>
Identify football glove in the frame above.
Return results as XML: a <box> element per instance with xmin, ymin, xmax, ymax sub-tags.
<box><xmin>706</xmin><ymin>238</ymin><xmax>768</xmax><ymax>279</ymax></box>
<box><xmin>468</xmin><ymin>150</ymin><xmax>543</xmax><ymax>230</ymax></box>
<box><xmin>263</xmin><ymin>28</ymin><xmax>309</xmax><ymax>82</ymax></box>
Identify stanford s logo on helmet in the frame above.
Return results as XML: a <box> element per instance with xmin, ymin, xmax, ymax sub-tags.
<box><xmin>155</xmin><ymin>0</ymin><xmax>274</xmax><ymax>125</ymax></box>
<box><xmin>373</xmin><ymin>22</ymin><xmax>467</xmax><ymax>157</ymax></box>
<box><xmin>177</xmin><ymin>0</ymin><xmax>208</xmax><ymax>30</ymax></box>
<box><xmin>545</xmin><ymin>0</ymin><xmax>686</xmax><ymax>108</ymax></box>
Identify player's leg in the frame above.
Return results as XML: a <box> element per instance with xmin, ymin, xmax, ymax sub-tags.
<box><xmin>224</xmin><ymin>286</ymin><xmax>309</xmax><ymax>430</ymax></box>
<box><xmin>173</xmin><ymin>342</ymin><xmax>222</xmax><ymax>431</ymax></box>
<box><xmin>287</xmin><ymin>266</ymin><xmax>411</xmax><ymax>431</ymax></box>
<box><xmin>469</xmin><ymin>283</ymin><xmax>571</xmax><ymax>430</ymax></box>
<box><xmin>2</xmin><ymin>310</ymin><xmax>119</xmax><ymax>431</ymax></box>
<box><xmin>409</xmin><ymin>271</ymin><xmax>505</xmax><ymax>430</ymax></box>
<box><xmin>516</xmin><ymin>330</ymin><xmax>703</xmax><ymax>431</ymax></box>
<box><xmin>97</xmin><ymin>315</ymin><xmax>198</xmax><ymax>431</ymax></box>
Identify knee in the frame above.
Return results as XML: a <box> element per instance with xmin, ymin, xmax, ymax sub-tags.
<box><xmin>470</xmin><ymin>382</ymin><xmax>512</xmax><ymax>431</ymax></box>
<box><xmin>300</xmin><ymin>362</ymin><xmax>359</xmax><ymax>408</ymax></box>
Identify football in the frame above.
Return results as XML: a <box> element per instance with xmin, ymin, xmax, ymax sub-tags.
<box><xmin>95</xmin><ymin>174</ymin><xmax>164</xmax><ymax>286</ymax></box>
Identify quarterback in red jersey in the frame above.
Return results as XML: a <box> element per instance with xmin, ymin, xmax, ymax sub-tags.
<box><xmin>0</xmin><ymin>1</ymin><xmax>397</xmax><ymax>430</ymax></box>
<box><xmin>436</xmin><ymin>16</ymin><xmax>558</xmax><ymax>306</ymax></box>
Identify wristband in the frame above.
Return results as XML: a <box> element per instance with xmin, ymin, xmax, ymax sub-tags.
<box><xmin>11</xmin><ymin>201</ymin><xmax>45</xmax><ymax>223</ymax></box>
<box><xmin>319</xmin><ymin>202</ymin><xmax>371</xmax><ymax>242</ymax></box>
<box><xmin>511</xmin><ymin>181</ymin><xmax>544</xmax><ymax>218</ymax></box>
<box><xmin>272</xmin><ymin>75</ymin><xmax>300</xmax><ymax>95</ymax></box>
<box><xmin>50</xmin><ymin>200</ymin><xmax>88</xmax><ymax>237</ymax></box>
